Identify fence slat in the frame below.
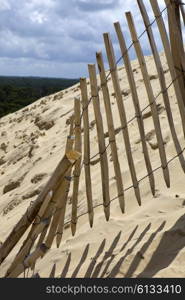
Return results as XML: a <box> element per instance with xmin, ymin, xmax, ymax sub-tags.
<box><xmin>56</xmin><ymin>117</ymin><xmax>75</xmax><ymax>248</ymax></box>
<box><xmin>114</xmin><ymin>21</ymin><xmax>155</xmax><ymax>195</ymax></box>
<box><xmin>88</xmin><ymin>64</ymin><xmax>111</xmax><ymax>220</ymax></box>
<box><xmin>96</xmin><ymin>52</ymin><xmax>125</xmax><ymax>212</ymax></box>
<box><xmin>34</xmin><ymin>203</ymin><xmax>55</xmax><ymax>254</ymax></box>
<box><xmin>180</xmin><ymin>3</ymin><xmax>185</xmax><ymax>25</ymax></box>
<box><xmin>17</xmin><ymin>190</ymin><xmax>54</xmax><ymax>257</ymax></box>
<box><xmin>0</xmin><ymin>150</ymin><xmax>81</xmax><ymax>266</ymax></box>
<box><xmin>103</xmin><ymin>33</ymin><xmax>141</xmax><ymax>206</ymax></box>
<box><xmin>126</xmin><ymin>11</ymin><xmax>170</xmax><ymax>188</ymax></box>
<box><xmin>44</xmin><ymin>176</ymin><xmax>73</xmax><ymax>249</ymax></box>
<box><xmin>44</xmin><ymin>117</ymin><xmax>75</xmax><ymax>249</ymax></box>
<box><xmin>137</xmin><ymin>0</ymin><xmax>185</xmax><ymax>173</ymax></box>
<box><xmin>150</xmin><ymin>0</ymin><xmax>185</xmax><ymax>138</ymax></box>
<box><xmin>80</xmin><ymin>78</ymin><xmax>94</xmax><ymax>225</ymax></box>
<box><xmin>165</xmin><ymin>0</ymin><xmax>185</xmax><ymax>101</ymax></box>
<box><xmin>71</xmin><ymin>97</ymin><xmax>82</xmax><ymax>236</ymax></box>
<box><xmin>56</xmin><ymin>202</ymin><xmax>68</xmax><ymax>248</ymax></box>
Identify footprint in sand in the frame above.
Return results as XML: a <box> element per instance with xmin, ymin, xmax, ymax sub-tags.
<box><xmin>0</xmin><ymin>157</ymin><xmax>6</xmax><ymax>166</ymax></box>
<box><xmin>135</xmin><ymin>128</ymin><xmax>169</xmax><ymax>150</ymax></box>
<box><xmin>1</xmin><ymin>131</ymin><xmax>7</xmax><ymax>137</ymax></box>
<box><xmin>3</xmin><ymin>198</ymin><xmax>23</xmax><ymax>215</ymax></box>
<box><xmin>3</xmin><ymin>180</ymin><xmax>21</xmax><ymax>194</ymax></box>
<box><xmin>164</xmin><ymin>68</ymin><xmax>169</xmax><ymax>74</ymax></box>
<box><xmin>34</xmin><ymin>115</ymin><xmax>55</xmax><ymax>130</ymax></box>
<box><xmin>22</xmin><ymin>188</ymin><xmax>42</xmax><ymax>200</ymax></box>
<box><xmin>142</xmin><ymin>104</ymin><xmax>165</xmax><ymax>120</ymax></box>
<box><xmin>149</xmin><ymin>74</ymin><xmax>158</xmax><ymax>80</ymax></box>
<box><xmin>0</xmin><ymin>142</ymin><xmax>8</xmax><ymax>153</ymax></box>
<box><xmin>31</xmin><ymin>173</ymin><xmax>47</xmax><ymax>184</ymax></box>
<box><xmin>133</xmin><ymin>68</ymin><xmax>139</xmax><ymax>73</ymax></box>
<box><xmin>89</xmin><ymin>120</ymin><xmax>96</xmax><ymax>130</ymax></box>
<box><xmin>148</xmin><ymin>134</ymin><xmax>170</xmax><ymax>150</ymax></box>
<box><xmin>53</xmin><ymin>93</ymin><xmax>63</xmax><ymax>101</ymax></box>
<box><xmin>121</xmin><ymin>89</ymin><xmax>130</xmax><ymax>97</ymax></box>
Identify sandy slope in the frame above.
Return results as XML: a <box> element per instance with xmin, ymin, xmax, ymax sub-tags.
<box><xmin>0</xmin><ymin>52</ymin><xmax>185</xmax><ymax>278</ymax></box>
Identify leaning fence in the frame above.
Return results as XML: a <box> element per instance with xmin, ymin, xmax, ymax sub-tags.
<box><xmin>0</xmin><ymin>0</ymin><xmax>185</xmax><ymax>278</ymax></box>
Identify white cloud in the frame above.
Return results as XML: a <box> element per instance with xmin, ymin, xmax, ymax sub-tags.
<box><xmin>30</xmin><ymin>11</ymin><xmax>48</xmax><ymax>24</ymax></box>
<box><xmin>0</xmin><ymin>0</ymin><xmax>176</xmax><ymax>78</ymax></box>
<box><xmin>0</xmin><ymin>0</ymin><xmax>11</xmax><ymax>11</ymax></box>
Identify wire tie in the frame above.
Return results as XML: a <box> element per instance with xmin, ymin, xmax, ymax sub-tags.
<box><xmin>65</xmin><ymin>176</ymin><xmax>73</xmax><ymax>181</ymax></box>
<box><xmin>103</xmin><ymin>202</ymin><xmax>110</xmax><ymax>208</ymax></box>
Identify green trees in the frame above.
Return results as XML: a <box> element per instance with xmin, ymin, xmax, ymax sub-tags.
<box><xmin>0</xmin><ymin>76</ymin><xmax>79</xmax><ymax>118</ymax></box>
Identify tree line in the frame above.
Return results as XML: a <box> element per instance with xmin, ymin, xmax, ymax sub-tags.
<box><xmin>0</xmin><ymin>76</ymin><xmax>79</xmax><ymax>118</ymax></box>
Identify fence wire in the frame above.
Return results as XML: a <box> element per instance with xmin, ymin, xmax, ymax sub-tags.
<box><xmin>88</xmin><ymin>70</ymin><xmax>185</xmax><ymax>163</ymax></box>
<box><xmin>64</xmin><ymin>145</ymin><xmax>185</xmax><ymax>227</ymax></box>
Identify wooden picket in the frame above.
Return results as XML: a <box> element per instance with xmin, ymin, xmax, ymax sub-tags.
<box><xmin>71</xmin><ymin>97</ymin><xmax>82</xmax><ymax>235</ymax></box>
<box><xmin>150</xmin><ymin>0</ymin><xmax>185</xmax><ymax>137</ymax></box>
<box><xmin>80</xmin><ymin>78</ymin><xmax>94</xmax><ymax>226</ymax></box>
<box><xmin>88</xmin><ymin>64</ymin><xmax>110</xmax><ymax>221</ymax></box>
<box><xmin>96</xmin><ymin>51</ymin><xmax>125</xmax><ymax>212</ymax></box>
<box><xmin>56</xmin><ymin>116</ymin><xmax>75</xmax><ymax>248</ymax></box>
<box><xmin>165</xmin><ymin>0</ymin><xmax>185</xmax><ymax>97</ymax></box>
<box><xmin>180</xmin><ymin>2</ymin><xmax>185</xmax><ymax>24</ymax></box>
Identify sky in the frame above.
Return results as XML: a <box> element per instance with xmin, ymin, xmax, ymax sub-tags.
<box><xmin>0</xmin><ymin>0</ymin><xmax>173</xmax><ymax>79</ymax></box>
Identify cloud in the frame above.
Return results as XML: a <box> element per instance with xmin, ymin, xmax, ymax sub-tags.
<box><xmin>76</xmin><ymin>0</ymin><xmax>120</xmax><ymax>12</ymax></box>
<box><xmin>0</xmin><ymin>0</ymin><xmax>11</xmax><ymax>11</ymax></box>
<box><xmin>0</xmin><ymin>0</ymin><xmax>173</xmax><ymax>78</ymax></box>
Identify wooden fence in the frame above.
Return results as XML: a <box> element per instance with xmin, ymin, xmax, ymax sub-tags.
<box><xmin>0</xmin><ymin>0</ymin><xmax>185</xmax><ymax>278</ymax></box>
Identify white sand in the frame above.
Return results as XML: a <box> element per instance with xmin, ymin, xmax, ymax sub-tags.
<box><xmin>0</xmin><ymin>52</ymin><xmax>185</xmax><ymax>278</ymax></box>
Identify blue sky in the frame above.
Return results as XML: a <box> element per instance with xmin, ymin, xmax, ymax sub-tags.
<box><xmin>0</xmin><ymin>0</ymin><xmax>169</xmax><ymax>78</ymax></box>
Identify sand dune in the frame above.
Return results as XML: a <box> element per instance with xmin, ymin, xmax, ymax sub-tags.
<box><xmin>0</xmin><ymin>52</ymin><xmax>185</xmax><ymax>278</ymax></box>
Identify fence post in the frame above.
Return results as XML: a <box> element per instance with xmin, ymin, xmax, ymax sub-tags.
<box><xmin>96</xmin><ymin>52</ymin><xmax>125</xmax><ymax>212</ymax></box>
<box><xmin>88</xmin><ymin>64</ymin><xmax>111</xmax><ymax>221</ymax></box>
<box><xmin>165</xmin><ymin>0</ymin><xmax>185</xmax><ymax>104</ymax></box>
<box><xmin>150</xmin><ymin>0</ymin><xmax>185</xmax><ymax>138</ymax></box>
<box><xmin>56</xmin><ymin>116</ymin><xmax>75</xmax><ymax>248</ymax></box>
<box><xmin>80</xmin><ymin>78</ymin><xmax>94</xmax><ymax>226</ymax></box>
<box><xmin>180</xmin><ymin>2</ymin><xmax>185</xmax><ymax>24</ymax></box>
<box><xmin>71</xmin><ymin>97</ymin><xmax>82</xmax><ymax>236</ymax></box>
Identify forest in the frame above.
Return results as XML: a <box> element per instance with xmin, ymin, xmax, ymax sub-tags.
<box><xmin>0</xmin><ymin>76</ymin><xmax>79</xmax><ymax>118</ymax></box>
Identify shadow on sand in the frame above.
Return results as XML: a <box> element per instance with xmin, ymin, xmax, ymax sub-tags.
<box><xmin>32</xmin><ymin>215</ymin><xmax>185</xmax><ymax>278</ymax></box>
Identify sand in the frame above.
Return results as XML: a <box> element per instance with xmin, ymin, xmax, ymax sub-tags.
<box><xmin>0</xmin><ymin>52</ymin><xmax>185</xmax><ymax>278</ymax></box>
